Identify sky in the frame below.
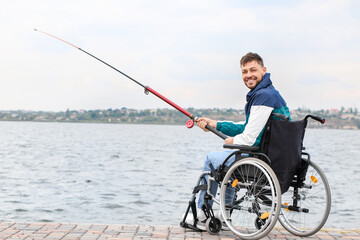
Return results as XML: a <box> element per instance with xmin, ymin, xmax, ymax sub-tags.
<box><xmin>0</xmin><ymin>0</ymin><xmax>359</xmax><ymax>111</ymax></box>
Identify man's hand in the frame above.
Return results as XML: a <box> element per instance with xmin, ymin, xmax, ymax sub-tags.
<box><xmin>196</xmin><ymin>117</ymin><xmax>217</xmax><ymax>132</ymax></box>
<box><xmin>225</xmin><ymin>137</ymin><xmax>234</xmax><ymax>144</ymax></box>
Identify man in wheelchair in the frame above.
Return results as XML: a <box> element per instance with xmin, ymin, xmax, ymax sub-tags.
<box><xmin>180</xmin><ymin>53</ymin><xmax>331</xmax><ymax>239</ymax></box>
<box><xmin>195</xmin><ymin>52</ymin><xmax>290</xmax><ymax>229</ymax></box>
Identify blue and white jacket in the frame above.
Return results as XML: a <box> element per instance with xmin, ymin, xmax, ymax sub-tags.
<box><xmin>216</xmin><ymin>73</ymin><xmax>290</xmax><ymax>146</ymax></box>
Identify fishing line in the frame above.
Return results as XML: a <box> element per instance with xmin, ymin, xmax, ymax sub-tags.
<box><xmin>34</xmin><ymin>29</ymin><xmax>227</xmax><ymax>139</ymax></box>
<box><xmin>34</xmin><ymin>29</ymin><xmax>145</xmax><ymax>88</ymax></box>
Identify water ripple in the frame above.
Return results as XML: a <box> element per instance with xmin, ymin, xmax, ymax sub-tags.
<box><xmin>0</xmin><ymin>122</ymin><xmax>358</xmax><ymax>229</ymax></box>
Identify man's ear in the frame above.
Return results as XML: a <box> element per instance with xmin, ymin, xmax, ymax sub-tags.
<box><xmin>262</xmin><ymin>66</ymin><xmax>267</xmax><ymax>74</ymax></box>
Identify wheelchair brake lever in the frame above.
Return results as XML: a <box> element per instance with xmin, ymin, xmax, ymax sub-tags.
<box><xmin>209</xmin><ymin>162</ymin><xmax>216</xmax><ymax>177</ymax></box>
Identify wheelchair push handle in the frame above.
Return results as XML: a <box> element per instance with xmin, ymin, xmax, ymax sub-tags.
<box><xmin>305</xmin><ymin>115</ymin><xmax>325</xmax><ymax>124</ymax></box>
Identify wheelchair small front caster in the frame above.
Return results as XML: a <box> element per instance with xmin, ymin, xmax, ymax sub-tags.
<box><xmin>205</xmin><ymin>217</ymin><xmax>222</xmax><ymax>235</ymax></box>
<box><xmin>254</xmin><ymin>216</ymin><xmax>267</xmax><ymax>230</ymax></box>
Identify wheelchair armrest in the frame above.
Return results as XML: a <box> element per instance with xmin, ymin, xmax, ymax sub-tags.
<box><xmin>223</xmin><ymin>144</ymin><xmax>260</xmax><ymax>151</ymax></box>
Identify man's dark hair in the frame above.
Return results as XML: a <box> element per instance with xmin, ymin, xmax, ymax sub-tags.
<box><xmin>240</xmin><ymin>52</ymin><xmax>264</xmax><ymax>67</ymax></box>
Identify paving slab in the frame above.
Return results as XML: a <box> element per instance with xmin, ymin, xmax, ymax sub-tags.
<box><xmin>0</xmin><ymin>221</ymin><xmax>357</xmax><ymax>240</ymax></box>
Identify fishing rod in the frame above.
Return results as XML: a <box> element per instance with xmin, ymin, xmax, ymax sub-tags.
<box><xmin>34</xmin><ymin>29</ymin><xmax>228</xmax><ymax>140</ymax></box>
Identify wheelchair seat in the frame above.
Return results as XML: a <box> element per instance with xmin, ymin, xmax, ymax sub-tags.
<box><xmin>223</xmin><ymin>114</ymin><xmax>308</xmax><ymax>193</ymax></box>
<box><xmin>260</xmin><ymin>117</ymin><xmax>306</xmax><ymax>193</ymax></box>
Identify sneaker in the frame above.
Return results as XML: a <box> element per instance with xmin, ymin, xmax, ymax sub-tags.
<box><xmin>182</xmin><ymin>212</ymin><xmax>195</xmax><ymax>224</ymax></box>
<box><xmin>196</xmin><ymin>209</ymin><xmax>207</xmax><ymax>231</ymax></box>
<box><xmin>182</xmin><ymin>210</ymin><xmax>207</xmax><ymax>231</ymax></box>
<box><xmin>216</xmin><ymin>209</ymin><xmax>231</xmax><ymax>231</ymax></box>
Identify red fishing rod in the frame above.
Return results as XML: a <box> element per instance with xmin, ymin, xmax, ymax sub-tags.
<box><xmin>34</xmin><ymin>29</ymin><xmax>227</xmax><ymax>139</ymax></box>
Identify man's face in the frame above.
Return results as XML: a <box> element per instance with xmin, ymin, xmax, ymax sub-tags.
<box><xmin>241</xmin><ymin>60</ymin><xmax>267</xmax><ymax>90</ymax></box>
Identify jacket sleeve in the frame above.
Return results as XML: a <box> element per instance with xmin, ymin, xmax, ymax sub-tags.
<box><xmin>233</xmin><ymin>105</ymin><xmax>273</xmax><ymax>146</ymax></box>
<box><xmin>216</xmin><ymin>120</ymin><xmax>246</xmax><ymax>137</ymax></box>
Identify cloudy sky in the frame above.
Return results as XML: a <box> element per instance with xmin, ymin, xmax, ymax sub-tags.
<box><xmin>0</xmin><ymin>0</ymin><xmax>359</xmax><ymax>111</ymax></box>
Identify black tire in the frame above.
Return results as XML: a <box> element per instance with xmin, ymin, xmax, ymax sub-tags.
<box><xmin>279</xmin><ymin>161</ymin><xmax>331</xmax><ymax>236</ymax></box>
<box><xmin>219</xmin><ymin>158</ymin><xmax>281</xmax><ymax>240</ymax></box>
<box><xmin>205</xmin><ymin>217</ymin><xmax>222</xmax><ymax>235</ymax></box>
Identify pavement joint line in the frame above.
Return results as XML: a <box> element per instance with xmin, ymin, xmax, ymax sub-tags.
<box><xmin>0</xmin><ymin>221</ymin><xmax>358</xmax><ymax>239</ymax></box>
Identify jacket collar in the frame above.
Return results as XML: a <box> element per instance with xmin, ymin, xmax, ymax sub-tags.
<box><xmin>246</xmin><ymin>73</ymin><xmax>272</xmax><ymax>101</ymax></box>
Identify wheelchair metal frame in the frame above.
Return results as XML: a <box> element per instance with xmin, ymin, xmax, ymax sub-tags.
<box><xmin>180</xmin><ymin>114</ymin><xmax>331</xmax><ymax>239</ymax></box>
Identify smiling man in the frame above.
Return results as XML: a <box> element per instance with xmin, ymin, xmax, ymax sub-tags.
<box><xmin>197</xmin><ymin>52</ymin><xmax>290</xmax><ymax>145</ymax></box>
<box><xmin>194</xmin><ymin>52</ymin><xmax>290</xmax><ymax>229</ymax></box>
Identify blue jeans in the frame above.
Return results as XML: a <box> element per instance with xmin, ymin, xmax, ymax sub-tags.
<box><xmin>198</xmin><ymin>150</ymin><xmax>236</xmax><ymax>209</ymax></box>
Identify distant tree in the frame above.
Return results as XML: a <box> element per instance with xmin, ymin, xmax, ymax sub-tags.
<box><xmin>354</xmin><ymin>119</ymin><xmax>360</xmax><ymax>129</ymax></box>
<box><xmin>340</xmin><ymin>106</ymin><xmax>345</xmax><ymax>113</ymax></box>
<box><xmin>66</xmin><ymin>108</ymin><xmax>70</xmax><ymax>118</ymax></box>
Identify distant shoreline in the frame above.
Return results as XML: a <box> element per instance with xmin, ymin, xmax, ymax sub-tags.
<box><xmin>0</xmin><ymin>107</ymin><xmax>359</xmax><ymax>130</ymax></box>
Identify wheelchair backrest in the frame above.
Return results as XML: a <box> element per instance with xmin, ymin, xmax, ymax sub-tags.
<box><xmin>260</xmin><ymin>116</ymin><xmax>306</xmax><ymax>193</ymax></box>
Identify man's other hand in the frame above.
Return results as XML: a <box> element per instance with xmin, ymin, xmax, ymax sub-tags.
<box><xmin>225</xmin><ymin>137</ymin><xmax>234</xmax><ymax>144</ymax></box>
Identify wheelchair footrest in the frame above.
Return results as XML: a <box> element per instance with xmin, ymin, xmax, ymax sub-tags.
<box><xmin>180</xmin><ymin>221</ymin><xmax>203</xmax><ymax>232</ymax></box>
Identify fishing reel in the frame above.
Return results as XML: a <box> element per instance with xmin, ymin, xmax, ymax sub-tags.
<box><xmin>186</xmin><ymin>116</ymin><xmax>199</xmax><ymax>128</ymax></box>
<box><xmin>186</xmin><ymin>120</ymin><xmax>194</xmax><ymax>128</ymax></box>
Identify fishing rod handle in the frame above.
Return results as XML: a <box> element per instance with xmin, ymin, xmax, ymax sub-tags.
<box><xmin>205</xmin><ymin>125</ymin><xmax>228</xmax><ymax>140</ymax></box>
<box><xmin>192</xmin><ymin>116</ymin><xmax>228</xmax><ymax>140</ymax></box>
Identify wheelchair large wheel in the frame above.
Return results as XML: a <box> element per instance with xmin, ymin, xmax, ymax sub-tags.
<box><xmin>219</xmin><ymin>158</ymin><xmax>281</xmax><ymax>240</ymax></box>
<box><xmin>279</xmin><ymin>161</ymin><xmax>331</xmax><ymax>236</ymax></box>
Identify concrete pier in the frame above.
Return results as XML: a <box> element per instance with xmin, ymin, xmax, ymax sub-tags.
<box><xmin>0</xmin><ymin>221</ymin><xmax>358</xmax><ymax>240</ymax></box>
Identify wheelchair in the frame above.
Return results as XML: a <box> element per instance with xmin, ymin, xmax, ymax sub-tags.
<box><xmin>180</xmin><ymin>114</ymin><xmax>331</xmax><ymax>239</ymax></box>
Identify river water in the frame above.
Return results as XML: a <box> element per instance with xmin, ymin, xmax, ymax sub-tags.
<box><xmin>0</xmin><ymin>121</ymin><xmax>358</xmax><ymax>229</ymax></box>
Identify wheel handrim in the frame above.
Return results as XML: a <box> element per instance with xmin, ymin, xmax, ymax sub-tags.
<box><xmin>219</xmin><ymin>158</ymin><xmax>281</xmax><ymax>239</ymax></box>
